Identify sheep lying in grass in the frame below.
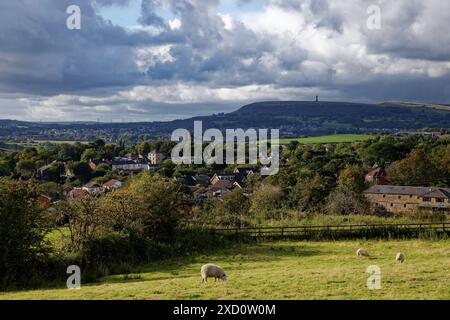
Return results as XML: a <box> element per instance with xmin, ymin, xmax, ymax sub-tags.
<box><xmin>201</xmin><ymin>264</ymin><xmax>228</xmax><ymax>283</ymax></box>
<box><xmin>396</xmin><ymin>252</ymin><xmax>405</xmax><ymax>263</ymax></box>
<box><xmin>356</xmin><ymin>248</ymin><xmax>369</xmax><ymax>257</ymax></box>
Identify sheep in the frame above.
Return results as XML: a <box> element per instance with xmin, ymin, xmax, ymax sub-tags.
<box><xmin>356</xmin><ymin>248</ymin><xmax>369</xmax><ymax>257</ymax></box>
<box><xmin>396</xmin><ymin>252</ymin><xmax>405</xmax><ymax>263</ymax></box>
<box><xmin>201</xmin><ymin>264</ymin><xmax>228</xmax><ymax>283</ymax></box>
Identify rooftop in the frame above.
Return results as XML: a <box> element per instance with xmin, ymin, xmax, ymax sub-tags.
<box><xmin>365</xmin><ymin>185</ymin><xmax>450</xmax><ymax>197</ymax></box>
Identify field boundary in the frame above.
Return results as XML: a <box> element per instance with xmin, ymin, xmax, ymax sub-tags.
<box><xmin>209</xmin><ymin>222</ymin><xmax>450</xmax><ymax>241</ymax></box>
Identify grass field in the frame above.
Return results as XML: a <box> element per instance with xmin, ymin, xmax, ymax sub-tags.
<box><xmin>32</xmin><ymin>140</ymin><xmax>89</xmax><ymax>145</ymax></box>
<box><xmin>1</xmin><ymin>239</ymin><xmax>449</xmax><ymax>300</ymax></box>
<box><xmin>280</xmin><ymin>134</ymin><xmax>374</xmax><ymax>145</ymax></box>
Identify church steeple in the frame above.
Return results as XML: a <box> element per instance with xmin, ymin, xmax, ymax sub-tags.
<box><xmin>315</xmin><ymin>96</ymin><xmax>319</xmax><ymax>102</ymax></box>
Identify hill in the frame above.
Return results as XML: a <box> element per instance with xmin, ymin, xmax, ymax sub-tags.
<box><xmin>381</xmin><ymin>101</ymin><xmax>450</xmax><ymax>112</ymax></box>
<box><xmin>162</xmin><ymin>101</ymin><xmax>450</xmax><ymax>137</ymax></box>
<box><xmin>1</xmin><ymin>101</ymin><xmax>450</xmax><ymax>143</ymax></box>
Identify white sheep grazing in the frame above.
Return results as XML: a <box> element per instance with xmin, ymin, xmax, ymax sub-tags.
<box><xmin>201</xmin><ymin>264</ymin><xmax>228</xmax><ymax>283</ymax></box>
<box><xmin>356</xmin><ymin>248</ymin><xmax>369</xmax><ymax>257</ymax></box>
<box><xmin>396</xmin><ymin>252</ymin><xmax>405</xmax><ymax>263</ymax></box>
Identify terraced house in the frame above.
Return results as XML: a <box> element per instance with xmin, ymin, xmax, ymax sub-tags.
<box><xmin>364</xmin><ymin>185</ymin><xmax>450</xmax><ymax>214</ymax></box>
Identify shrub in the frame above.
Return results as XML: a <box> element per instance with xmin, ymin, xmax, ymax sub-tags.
<box><xmin>0</xmin><ymin>179</ymin><xmax>52</xmax><ymax>289</ymax></box>
<box><xmin>213</xmin><ymin>189</ymin><xmax>251</xmax><ymax>227</ymax></box>
<box><xmin>250</xmin><ymin>185</ymin><xmax>285</xmax><ymax>218</ymax></box>
<box><xmin>409</xmin><ymin>210</ymin><xmax>447</xmax><ymax>222</ymax></box>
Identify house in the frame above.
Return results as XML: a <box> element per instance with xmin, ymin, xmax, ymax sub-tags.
<box><xmin>233</xmin><ymin>181</ymin><xmax>244</xmax><ymax>189</ymax></box>
<box><xmin>82</xmin><ymin>182</ymin><xmax>103</xmax><ymax>194</ymax></box>
<box><xmin>364</xmin><ymin>185</ymin><xmax>450</xmax><ymax>214</ymax></box>
<box><xmin>193</xmin><ymin>175</ymin><xmax>211</xmax><ymax>187</ymax></box>
<box><xmin>37</xmin><ymin>163</ymin><xmax>52</xmax><ymax>179</ymax></box>
<box><xmin>209</xmin><ymin>180</ymin><xmax>233</xmax><ymax>198</ymax></box>
<box><xmin>210</xmin><ymin>173</ymin><xmax>236</xmax><ymax>185</ymax></box>
<box><xmin>102</xmin><ymin>179</ymin><xmax>123</xmax><ymax>190</ymax></box>
<box><xmin>87</xmin><ymin>159</ymin><xmax>98</xmax><ymax>170</ymax></box>
<box><xmin>64</xmin><ymin>165</ymin><xmax>74</xmax><ymax>178</ymax></box>
<box><xmin>233</xmin><ymin>167</ymin><xmax>256</xmax><ymax>176</ymax></box>
<box><xmin>192</xmin><ymin>187</ymin><xmax>208</xmax><ymax>201</ymax></box>
<box><xmin>111</xmin><ymin>157</ymin><xmax>149</xmax><ymax>173</ymax></box>
<box><xmin>148</xmin><ymin>150</ymin><xmax>166</xmax><ymax>165</ymax></box>
<box><xmin>37</xmin><ymin>194</ymin><xmax>52</xmax><ymax>208</ymax></box>
<box><xmin>210</xmin><ymin>173</ymin><xmax>247</xmax><ymax>188</ymax></box>
<box><xmin>68</xmin><ymin>188</ymin><xmax>88</xmax><ymax>199</ymax></box>
<box><xmin>365</xmin><ymin>167</ymin><xmax>388</xmax><ymax>185</ymax></box>
<box><xmin>174</xmin><ymin>175</ymin><xmax>197</xmax><ymax>186</ymax></box>
<box><xmin>62</xmin><ymin>185</ymin><xmax>74</xmax><ymax>196</ymax></box>
<box><xmin>125</xmin><ymin>153</ymin><xmax>139</xmax><ymax>160</ymax></box>
<box><xmin>87</xmin><ymin>159</ymin><xmax>110</xmax><ymax>170</ymax></box>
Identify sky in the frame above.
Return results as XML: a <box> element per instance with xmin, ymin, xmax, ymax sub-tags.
<box><xmin>0</xmin><ymin>0</ymin><xmax>450</xmax><ymax>122</ymax></box>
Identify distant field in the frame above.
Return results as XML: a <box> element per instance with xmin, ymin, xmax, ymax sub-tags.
<box><xmin>280</xmin><ymin>134</ymin><xmax>375</xmax><ymax>145</ymax></box>
<box><xmin>1</xmin><ymin>239</ymin><xmax>449</xmax><ymax>300</ymax></box>
<box><xmin>32</xmin><ymin>140</ymin><xmax>89</xmax><ymax>145</ymax></box>
<box><xmin>6</xmin><ymin>140</ymin><xmax>89</xmax><ymax>148</ymax></box>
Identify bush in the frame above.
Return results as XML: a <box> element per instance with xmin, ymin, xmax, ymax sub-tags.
<box><xmin>250</xmin><ymin>185</ymin><xmax>285</xmax><ymax>219</ymax></box>
<box><xmin>0</xmin><ymin>179</ymin><xmax>53</xmax><ymax>289</ymax></box>
<box><xmin>409</xmin><ymin>210</ymin><xmax>447</xmax><ymax>222</ymax></box>
<box><xmin>213</xmin><ymin>189</ymin><xmax>251</xmax><ymax>227</ymax></box>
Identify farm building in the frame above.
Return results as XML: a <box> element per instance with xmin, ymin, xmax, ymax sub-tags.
<box><xmin>364</xmin><ymin>185</ymin><xmax>450</xmax><ymax>214</ymax></box>
<box><xmin>365</xmin><ymin>167</ymin><xmax>388</xmax><ymax>185</ymax></box>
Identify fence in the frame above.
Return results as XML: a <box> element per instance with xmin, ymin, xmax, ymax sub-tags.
<box><xmin>209</xmin><ymin>223</ymin><xmax>450</xmax><ymax>241</ymax></box>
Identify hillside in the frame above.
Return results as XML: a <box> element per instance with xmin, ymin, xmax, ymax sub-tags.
<box><xmin>163</xmin><ymin>101</ymin><xmax>450</xmax><ymax>137</ymax></box>
<box><xmin>381</xmin><ymin>101</ymin><xmax>450</xmax><ymax>112</ymax></box>
<box><xmin>1</xmin><ymin>101</ymin><xmax>450</xmax><ymax>143</ymax></box>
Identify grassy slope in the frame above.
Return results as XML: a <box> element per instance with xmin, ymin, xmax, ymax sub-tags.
<box><xmin>279</xmin><ymin>134</ymin><xmax>374</xmax><ymax>145</ymax></box>
<box><xmin>1</xmin><ymin>240</ymin><xmax>449</xmax><ymax>300</ymax></box>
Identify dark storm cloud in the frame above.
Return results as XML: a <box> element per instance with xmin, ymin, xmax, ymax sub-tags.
<box><xmin>0</xmin><ymin>0</ymin><xmax>152</xmax><ymax>95</ymax></box>
<box><xmin>0</xmin><ymin>0</ymin><xmax>450</xmax><ymax>121</ymax></box>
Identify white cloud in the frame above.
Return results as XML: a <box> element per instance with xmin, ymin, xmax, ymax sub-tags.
<box><xmin>1</xmin><ymin>0</ymin><xmax>450</xmax><ymax>121</ymax></box>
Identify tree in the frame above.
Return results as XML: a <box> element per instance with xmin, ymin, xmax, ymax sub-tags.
<box><xmin>214</xmin><ymin>189</ymin><xmax>250</xmax><ymax>227</ymax></box>
<box><xmin>18</xmin><ymin>147</ymin><xmax>38</xmax><ymax>160</ymax></box>
<box><xmin>89</xmin><ymin>139</ymin><xmax>106</xmax><ymax>150</ymax></box>
<box><xmin>0</xmin><ymin>179</ymin><xmax>51</xmax><ymax>287</ymax></box>
<box><xmin>250</xmin><ymin>185</ymin><xmax>285</xmax><ymax>218</ymax></box>
<box><xmin>245</xmin><ymin>173</ymin><xmax>263</xmax><ymax>191</ymax></box>
<box><xmin>126</xmin><ymin>173</ymin><xmax>190</xmax><ymax>242</ymax></box>
<box><xmin>294</xmin><ymin>174</ymin><xmax>333</xmax><ymax>213</ymax></box>
<box><xmin>37</xmin><ymin>182</ymin><xmax>63</xmax><ymax>200</ymax></box>
<box><xmin>288</xmin><ymin>140</ymin><xmax>300</xmax><ymax>151</ymax></box>
<box><xmin>336</xmin><ymin>164</ymin><xmax>366</xmax><ymax>193</ymax></box>
<box><xmin>97</xmin><ymin>188</ymin><xmax>145</xmax><ymax>238</ymax></box>
<box><xmin>325</xmin><ymin>165</ymin><xmax>369</xmax><ymax>215</ymax></box>
<box><xmin>0</xmin><ymin>158</ymin><xmax>11</xmax><ymax>177</ymax></box>
<box><xmin>137</xmin><ymin>141</ymin><xmax>152</xmax><ymax>156</ymax></box>
<box><xmin>359</xmin><ymin>135</ymin><xmax>419</xmax><ymax>167</ymax></box>
<box><xmin>439</xmin><ymin>145</ymin><xmax>450</xmax><ymax>180</ymax></box>
<box><xmin>69</xmin><ymin>161</ymin><xmax>93</xmax><ymax>183</ymax></box>
<box><xmin>387</xmin><ymin>149</ymin><xmax>438</xmax><ymax>186</ymax></box>
<box><xmin>94</xmin><ymin>163</ymin><xmax>111</xmax><ymax>176</ymax></box>
<box><xmin>17</xmin><ymin>159</ymin><xmax>36</xmax><ymax>177</ymax></box>
<box><xmin>57</xmin><ymin>143</ymin><xmax>84</xmax><ymax>162</ymax></box>
<box><xmin>81</xmin><ymin>148</ymin><xmax>98</xmax><ymax>162</ymax></box>
<box><xmin>98</xmin><ymin>144</ymin><xmax>117</xmax><ymax>160</ymax></box>
<box><xmin>56</xmin><ymin>195</ymin><xmax>106</xmax><ymax>252</ymax></box>
<box><xmin>47</xmin><ymin>162</ymin><xmax>65</xmax><ymax>182</ymax></box>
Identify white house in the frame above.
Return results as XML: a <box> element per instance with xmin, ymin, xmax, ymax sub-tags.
<box><xmin>103</xmin><ymin>179</ymin><xmax>123</xmax><ymax>190</ymax></box>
